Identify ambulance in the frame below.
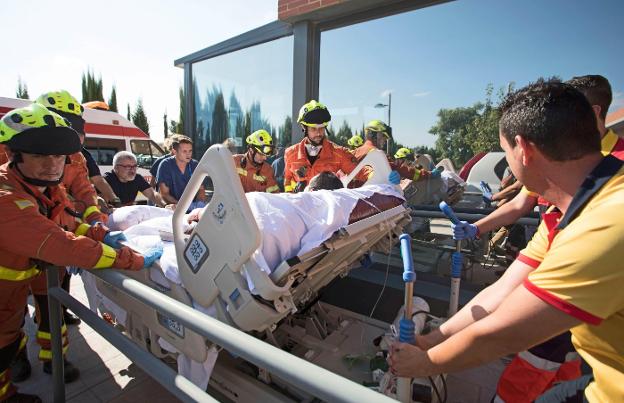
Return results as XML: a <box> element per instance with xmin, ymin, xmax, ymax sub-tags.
<box><xmin>0</xmin><ymin>96</ymin><xmax>165</xmax><ymax>184</ymax></box>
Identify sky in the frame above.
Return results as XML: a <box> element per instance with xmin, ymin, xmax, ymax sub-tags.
<box><xmin>0</xmin><ymin>0</ymin><xmax>278</xmax><ymax>143</ymax></box>
<box><xmin>320</xmin><ymin>0</ymin><xmax>624</xmax><ymax>147</ymax></box>
<box><xmin>1</xmin><ymin>0</ymin><xmax>623</xmax><ymax>149</ymax></box>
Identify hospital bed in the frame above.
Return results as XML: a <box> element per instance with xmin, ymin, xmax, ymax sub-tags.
<box><xmin>95</xmin><ymin>145</ymin><xmax>413</xmax><ymax>398</ymax></box>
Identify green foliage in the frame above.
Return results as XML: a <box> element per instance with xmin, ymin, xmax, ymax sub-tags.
<box><xmin>132</xmin><ymin>99</ymin><xmax>150</xmax><ymax>135</ymax></box>
<box><xmin>16</xmin><ymin>77</ymin><xmax>29</xmax><ymax>99</ymax></box>
<box><xmin>81</xmin><ymin>69</ymin><xmax>104</xmax><ymax>102</ymax></box>
<box><xmin>126</xmin><ymin>104</ymin><xmax>131</xmax><ymax>121</ymax></box>
<box><xmin>108</xmin><ymin>86</ymin><xmax>118</xmax><ymax>112</ymax></box>
<box><xmin>428</xmin><ymin>84</ymin><xmax>513</xmax><ymax>167</ymax></box>
<box><xmin>176</xmin><ymin>86</ymin><xmax>185</xmax><ymax>134</ymax></box>
<box><xmin>278</xmin><ymin>116</ymin><xmax>292</xmax><ymax>146</ymax></box>
<box><xmin>163</xmin><ymin>112</ymin><xmax>168</xmax><ymax>138</ymax></box>
<box><xmin>210</xmin><ymin>92</ymin><xmax>228</xmax><ymax>144</ymax></box>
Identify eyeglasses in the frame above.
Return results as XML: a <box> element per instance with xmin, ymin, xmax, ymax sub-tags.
<box><xmin>117</xmin><ymin>164</ymin><xmax>138</xmax><ymax>169</ymax></box>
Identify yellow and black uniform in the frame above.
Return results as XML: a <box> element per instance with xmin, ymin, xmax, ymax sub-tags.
<box><xmin>517</xmin><ymin>155</ymin><xmax>624</xmax><ymax>402</ymax></box>
<box><xmin>601</xmin><ymin>129</ymin><xmax>624</xmax><ymax>159</ymax></box>
<box><xmin>233</xmin><ymin>151</ymin><xmax>279</xmax><ymax>193</ymax></box>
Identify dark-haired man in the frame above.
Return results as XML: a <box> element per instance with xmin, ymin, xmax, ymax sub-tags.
<box><xmin>389</xmin><ymin>78</ymin><xmax>624</xmax><ymax>402</ymax></box>
<box><xmin>156</xmin><ymin>135</ymin><xmax>206</xmax><ymax>206</ymax></box>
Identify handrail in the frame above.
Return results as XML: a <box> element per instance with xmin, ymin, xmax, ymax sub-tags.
<box><xmin>45</xmin><ymin>266</ymin><xmax>396</xmax><ymax>403</ymax></box>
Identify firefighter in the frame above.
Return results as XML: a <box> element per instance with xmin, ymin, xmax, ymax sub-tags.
<box><xmin>284</xmin><ymin>100</ymin><xmax>382</xmax><ymax>192</ymax></box>
<box><xmin>347</xmin><ymin>134</ymin><xmax>363</xmax><ymax>150</ymax></box>
<box><xmin>352</xmin><ymin>120</ymin><xmax>392</xmax><ymax>162</ymax></box>
<box><xmin>233</xmin><ymin>129</ymin><xmax>280</xmax><ymax>193</ymax></box>
<box><xmin>0</xmin><ymin>104</ymin><xmax>162</xmax><ymax>402</ymax></box>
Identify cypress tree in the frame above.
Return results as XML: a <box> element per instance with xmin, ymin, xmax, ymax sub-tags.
<box><xmin>108</xmin><ymin>86</ymin><xmax>118</xmax><ymax>112</ymax></box>
<box><xmin>163</xmin><ymin>112</ymin><xmax>168</xmax><ymax>138</ymax></box>
<box><xmin>132</xmin><ymin>99</ymin><xmax>150</xmax><ymax>135</ymax></box>
<box><xmin>127</xmin><ymin>104</ymin><xmax>131</xmax><ymax>120</ymax></box>
<box><xmin>16</xmin><ymin>77</ymin><xmax>29</xmax><ymax>99</ymax></box>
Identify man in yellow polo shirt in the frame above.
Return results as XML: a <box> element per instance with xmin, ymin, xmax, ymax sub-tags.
<box><xmin>388</xmin><ymin>78</ymin><xmax>624</xmax><ymax>402</ymax></box>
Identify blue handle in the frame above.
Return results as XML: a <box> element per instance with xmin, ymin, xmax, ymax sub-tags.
<box><xmin>439</xmin><ymin>201</ymin><xmax>461</xmax><ymax>225</ymax></box>
<box><xmin>399</xmin><ymin>234</ymin><xmax>416</xmax><ymax>283</ymax></box>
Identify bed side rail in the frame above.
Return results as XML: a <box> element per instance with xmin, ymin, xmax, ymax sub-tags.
<box><xmin>173</xmin><ymin>144</ymin><xmax>261</xmax><ymax>308</ymax></box>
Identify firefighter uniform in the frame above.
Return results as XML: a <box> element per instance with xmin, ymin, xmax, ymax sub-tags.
<box><xmin>233</xmin><ymin>151</ymin><xmax>279</xmax><ymax>193</ymax></box>
<box><xmin>63</xmin><ymin>152</ymin><xmax>107</xmax><ymax>224</ymax></box>
<box><xmin>0</xmin><ymin>103</ymin><xmax>148</xmax><ymax>401</ymax></box>
<box><xmin>284</xmin><ymin>137</ymin><xmax>366</xmax><ymax>192</ymax></box>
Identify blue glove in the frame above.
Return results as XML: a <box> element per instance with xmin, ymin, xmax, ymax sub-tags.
<box><xmin>142</xmin><ymin>245</ymin><xmax>164</xmax><ymax>268</ymax></box>
<box><xmin>430</xmin><ymin>167</ymin><xmax>443</xmax><ymax>179</ymax></box>
<box><xmin>388</xmin><ymin>170</ymin><xmax>401</xmax><ymax>185</ymax></box>
<box><xmin>452</xmin><ymin>221</ymin><xmax>479</xmax><ymax>240</ymax></box>
<box><xmin>103</xmin><ymin>231</ymin><xmax>128</xmax><ymax>249</ymax></box>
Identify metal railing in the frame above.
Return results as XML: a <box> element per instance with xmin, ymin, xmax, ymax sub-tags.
<box><xmin>45</xmin><ymin>265</ymin><xmax>396</xmax><ymax>403</ymax></box>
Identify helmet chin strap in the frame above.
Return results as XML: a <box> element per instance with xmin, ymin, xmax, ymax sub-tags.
<box><xmin>14</xmin><ymin>164</ymin><xmax>63</xmax><ymax>187</ymax></box>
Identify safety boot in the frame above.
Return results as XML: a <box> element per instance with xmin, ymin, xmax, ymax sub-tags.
<box><xmin>3</xmin><ymin>392</ymin><xmax>42</xmax><ymax>403</ymax></box>
<box><xmin>9</xmin><ymin>348</ymin><xmax>31</xmax><ymax>383</ymax></box>
<box><xmin>42</xmin><ymin>359</ymin><xmax>80</xmax><ymax>383</ymax></box>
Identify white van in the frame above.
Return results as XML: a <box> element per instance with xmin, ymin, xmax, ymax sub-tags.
<box><xmin>0</xmin><ymin>96</ymin><xmax>165</xmax><ymax>184</ymax></box>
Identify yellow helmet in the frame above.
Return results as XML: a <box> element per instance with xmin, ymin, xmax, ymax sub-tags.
<box><xmin>36</xmin><ymin>90</ymin><xmax>86</xmax><ymax>134</ymax></box>
<box><xmin>365</xmin><ymin>119</ymin><xmax>392</xmax><ymax>138</ymax></box>
<box><xmin>297</xmin><ymin>100</ymin><xmax>331</xmax><ymax>128</ymax></box>
<box><xmin>0</xmin><ymin>103</ymin><xmax>81</xmax><ymax>155</ymax></box>
<box><xmin>246</xmin><ymin>129</ymin><xmax>275</xmax><ymax>156</ymax></box>
<box><xmin>394</xmin><ymin>147</ymin><xmax>413</xmax><ymax>159</ymax></box>
<box><xmin>347</xmin><ymin>135</ymin><xmax>363</xmax><ymax>148</ymax></box>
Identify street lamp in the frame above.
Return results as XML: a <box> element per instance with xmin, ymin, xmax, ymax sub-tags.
<box><xmin>374</xmin><ymin>92</ymin><xmax>392</xmax><ymax>154</ymax></box>
<box><xmin>374</xmin><ymin>92</ymin><xmax>391</xmax><ymax>126</ymax></box>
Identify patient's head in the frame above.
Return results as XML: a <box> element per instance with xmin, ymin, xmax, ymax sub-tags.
<box><xmin>306</xmin><ymin>171</ymin><xmax>344</xmax><ymax>191</ymax></box>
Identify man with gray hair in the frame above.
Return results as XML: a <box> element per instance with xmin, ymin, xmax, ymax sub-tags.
<box><xmin>104</xmin><ymin>151</ymin><xmax>167</xmax><ymax>206</ymax></box>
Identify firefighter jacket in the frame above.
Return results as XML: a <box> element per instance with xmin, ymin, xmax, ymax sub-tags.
<box><xmin>63</xmin><ymin>151</ymin><xmax>107</xmax><ymax>224</ymax></box>
<box><xmin>0</xmin><ymin>145</ymin><xmax>106</xmax><ymax>224</ymax></box>
<box><xmin>0</xmin><ymin>164</ymin><xmax>144</xmax><ymax>279</ymax></box>
<box><xmin>233</xmin><ymin>152</ymin><xmax>280</xmax><ymax>193</ymax></box>
<box><xmin>284</xmin><ymin>137</ymin><xmax>368</xmax><ymax>192</ymax></box>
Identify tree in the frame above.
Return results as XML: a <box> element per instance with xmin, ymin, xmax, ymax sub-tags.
<box><xmin>429</xmin><ymin>105</ymin><xmax>482</xmax><ymax>167</ymax></box>
<box><xmin>16</xmin><ymin>77</ymin><xmax>29</xmax><ymax>99</ymax></box>
<box><xmin>132</xmin><ymin>99</ymin><xmax>149</xmax><ymax>135</ymax></box>
<box><xmin>175</xmin><ymin>86</ymin><xmax>185</xmax><ymax>134</ymax></box>
<box><xmin>108</xmin><ymin>86</ymin><xmax>118</xmax><ymax>112</ymax></box>
<box><xmin>278</xmin><ymin>116</ymin><xmax>292</xmax><ymax>146</ymax></box>
<box><xmin>81</xmin><ymin>69</ymin><xmax>104</xmax><ymax>102</ymax></box>
<box><xmin>126</xmin><ymin>104</ymin><xmax>131</xmax><ymax>121</ymax></box>
<box><xmin>210</xmin><ymin>92</ymin><xmax>228</xmax><ymax>144</ymax></box>
<box><xmin>334</xmin><ymin>120</ymin><xmax>352</xmax><ymax>147</ymax></box>
<box><xmin>163</xmin><ymin>112</ymin><xmax>168</xmax><ymax>138</ymax></box>
<box><xmin>429</xmin><ymin>83</ymin><xmax>513</xmax><ymax>167</ymax></box>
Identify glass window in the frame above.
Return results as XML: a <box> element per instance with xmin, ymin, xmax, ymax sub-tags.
<box><xmin>83</xmin><ymin>138</ymin><xmax>126</xmax><ymax>166</ymax></box>
<box><xmin>131</xmin><ymin>139</ymin><xmax>166</xmax><ymax>169</ymax></box>
<box><xmin>319</xmin><ymin>0</ymin><xmax>623</xmax><ymax>168</ymax></box>
<box><xmin>191</xmin><ymin>36</ymin><xmax>294</xmax><ymax>157</ymax></box>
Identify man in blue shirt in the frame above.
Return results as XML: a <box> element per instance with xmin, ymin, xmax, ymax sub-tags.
<box><xmin>156</xmin><ymin>136</ymin><xmax>206</xmax><ymax>206</ymax></box>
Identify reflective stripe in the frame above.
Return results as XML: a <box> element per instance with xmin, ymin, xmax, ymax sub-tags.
<box><xmin>0</xmin><ymin>378</ymin><xmax>10</xmax><ymax>398</ymax></box>
<box><xmin>521</xmin><ymin>185</ymin><xmax>539</xmax><ymax>198</ymax></box>
<box><xmin>37</xmin><ymin>325</ymin><xmax>67</xmax><ymax>341</ymax></box>
<box><xmin>285</xmin><ymin>181</ymin><xmax>297</xmax><ymax>192</ymax></box>
<box><xmin>39</xmin><ymin>344</ymin><xmax>69</xmax><ymax>360</ymax></box>
<box><xmin>82</xmin><ymin>205</ymin><xmax>101</xmax><ymax>221</ymax></box>
<box><xmin>94</xmin><ymin>243</ymin><xmax>117</xmax><ymax>269</ymax></box>
<box><xmin>18</xmin><ymin>334</ymin><xmax>28</xmax><ymax>351</ymax></box>
<box><xmin>75</xmin><ymin>223</ymin><xmax>90</xmax><ymax>236</ymax></box>
<box><xmin>266</xmin><ymin>185</ymin><xmax>279</xmax><ymax>193</ymax></box>
<box><xmin>252</xmin><ymin>174</ymin><xmax>266</xmax><ymax>182</ymax></box>
<box><xmin>236</xmin><ymin>167</ymin><xmax>248</xmax><ymax>177</ymax></box>
<box><xmin>601</xmin><ymin>130</ymin><xmax>619</xmax><ymax>156</ymax></box>
<box><xmin>518</xmin><ymin>350</ymin><xmax>561</xmax><ymax>371</ymax></box>
<box><xmin>412</xmin><ymin>170</ymin><xmax>421</xmax><ymax>182</ymax></box>
<box><xmin>0</xmin><ymin>264</ymin><xmax>40</xmax><ymax>281</ymax></box>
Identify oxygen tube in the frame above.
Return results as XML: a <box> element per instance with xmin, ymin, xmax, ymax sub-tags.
<box><xmin>397</xmin><ymin>233</ymin><xmax>416</xmax><ymax>402</ymax></box>
<box><xmin>439</xmin><ymin>202</ymin><xmax>462</xmax><ymax>317</ymax></box>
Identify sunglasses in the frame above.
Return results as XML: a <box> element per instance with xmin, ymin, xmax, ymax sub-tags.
<box><xmin>117</xmin><ymin>164</ymin><xmax>138</xmax><ymax>169</ymax></box>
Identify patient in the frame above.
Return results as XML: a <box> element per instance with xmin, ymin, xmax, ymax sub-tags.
<box><xmin>305</xmin><ymin>171</ymin><xmax>344</xmax><ymax>191</ymax></box>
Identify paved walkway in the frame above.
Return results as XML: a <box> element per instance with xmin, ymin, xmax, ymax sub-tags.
<box><xmin>14</xmin><ymin>275</ymin><xmax>180</xmax><ymax>403</ymax></box>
